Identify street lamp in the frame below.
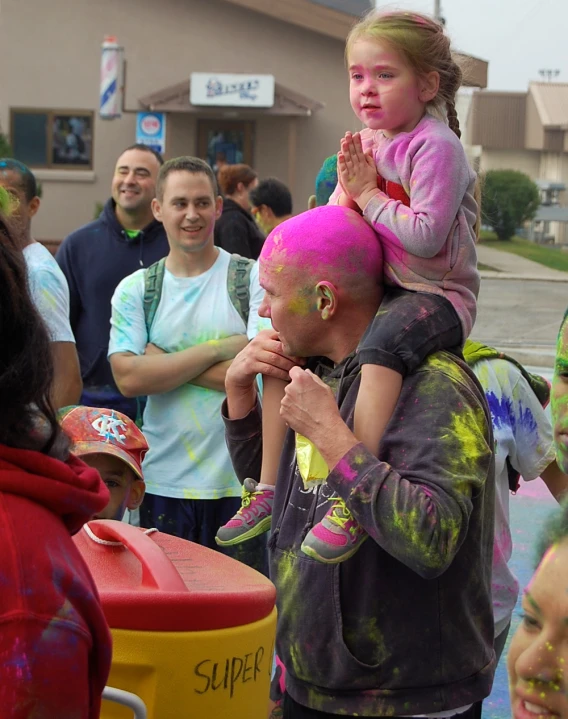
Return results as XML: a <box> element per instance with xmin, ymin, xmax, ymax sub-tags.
<box><xmin>434</xmin><ymin>0</ymin><xmax>446</xmax><ymax>24</ymax></box>
<box><xmin>538</xmin><ymin>69</ymin><xmax>561</xmax><ymax>82</ymax></box>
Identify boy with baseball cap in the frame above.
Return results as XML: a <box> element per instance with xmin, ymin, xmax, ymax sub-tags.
<box><xmin>60</xmin><ymin>406</ymin><xmax>148</xmax><ymax>521</ymax></box>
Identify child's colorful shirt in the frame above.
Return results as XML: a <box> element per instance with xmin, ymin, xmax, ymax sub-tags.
<box><xmin>330</xmin><ymin>114</ymin><xmax>479</xmax><ymax>338</ymax></box>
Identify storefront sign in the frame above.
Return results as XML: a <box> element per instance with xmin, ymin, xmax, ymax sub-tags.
<box><xmin>190</xmin><ymin>73</ymin><xmax>275</xmax><ymax>108</ymax></box>
<box><xmin>136</xmin><ymin>112</ymin><xmax>166</xmax><ymax>154</ymax></box>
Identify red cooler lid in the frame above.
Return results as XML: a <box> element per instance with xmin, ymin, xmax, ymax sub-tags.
<box><xmin>73</xmin><ymin>520</ymin><xmax>276</xmax><ymax>632</ymax></box>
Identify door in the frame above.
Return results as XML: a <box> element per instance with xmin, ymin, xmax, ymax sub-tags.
<box><xmin>197</xmin><ymin>120</ymin><xmax>255</xmax><ymax>172</ymax></box>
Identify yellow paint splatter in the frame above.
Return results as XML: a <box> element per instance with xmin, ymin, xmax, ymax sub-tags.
<box><xmin>288</xmin><ymin>295</ymin><xmax>311</xmax><ymax>316</ymax></box>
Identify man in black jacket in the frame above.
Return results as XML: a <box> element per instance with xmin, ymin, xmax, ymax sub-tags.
<box><xmin>222</xmin><ymin>206</ymin><xmax>496</xmax><ymax>719</ymax></box>
<box><xmin>56</xmin><ymin>144</ymin><xmax>168</xmax><ymax>420</ymax></box>
<box><xmin>249</xmin><ymin>177</ymin><xmax>293</xmax><ymax>235</ymax></box>
<box><xmin>214</xmin><ymin>165</ymin><xmax>265</xmax><ymax>259</ymax></box>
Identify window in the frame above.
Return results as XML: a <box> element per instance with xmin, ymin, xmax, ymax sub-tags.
<box><xmin>10</xmin><ymin>109</ymin><xmax>94</xmax><ymax>169</ymax></box>
<box><xmin>197</xmin><ymin>120</ymin><xmax>254</xmax><ymax>173</ymax></box>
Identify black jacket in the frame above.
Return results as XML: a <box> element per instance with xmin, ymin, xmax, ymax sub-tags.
<box><xmin>223</xmin><ymin>345</ymin><xmax>496</xmax><ymax>716</ymax></box>
<box><xmin>56</xmin><ymin>199</ymin><xmax>168</xmax><ymax>418</ymax></box>
<box><xmin>214</xmin><ymin>198</ymin><xmax>265</xmax><ymax>260</ymax></box>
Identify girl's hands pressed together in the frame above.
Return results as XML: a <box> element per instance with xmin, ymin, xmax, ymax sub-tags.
<box><xmin>337</xmin><ymin>131</ymin><xmax>379</xmax><ymax>210</ymax></box>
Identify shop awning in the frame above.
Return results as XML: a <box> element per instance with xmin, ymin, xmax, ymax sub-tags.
<box><xmin>139</xmin><ymin>80</ymin><xmax>325</xmax><ymax>117</ymax></box>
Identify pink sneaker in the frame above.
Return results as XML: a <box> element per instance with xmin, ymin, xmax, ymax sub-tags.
<box><xmin>301</xmin><ymin>498</ymin><xmax>367</xmax><ymax>563</ymax></box>
<box><xmin>215</xmin><ymin>478</ymin><xmax>274</xmax><ymax>546</ymax></box>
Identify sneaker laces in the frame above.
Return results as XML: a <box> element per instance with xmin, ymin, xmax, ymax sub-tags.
<box><xmin>327</xmin><ymin>499</ymin><xmax>358</xmax><ymax>535</ymax></box>
<box><xmin>238</xmin><ymin>484</ymin><xmax>263</xmax><ymax>514</ymax></box>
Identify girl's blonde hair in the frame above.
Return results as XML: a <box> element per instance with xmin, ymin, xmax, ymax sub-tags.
<box><xmin>346</xmin><ymin>11</ymin><xmax>463</xmax><ymax>139</ymax></box>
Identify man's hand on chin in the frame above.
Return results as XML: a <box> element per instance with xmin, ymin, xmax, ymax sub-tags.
<box><xmin>280</xmin><ymin>367</ymin><xmax>359</xmax><ymax>470</ymax></box>
<box><xmin>225</xmin><ymin>329</ymin><xmax>300</xmax><ymax>419</ymax></box>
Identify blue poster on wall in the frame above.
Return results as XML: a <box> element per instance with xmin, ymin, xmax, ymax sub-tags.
<box><xmin>136</xmin><ymin>112</ymin><xmax>166</xmax><ymax>154</ymax></box>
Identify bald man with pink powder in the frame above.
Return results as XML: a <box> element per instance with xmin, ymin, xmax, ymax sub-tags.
<box><xmin>221</xmin><ymin>205</ymin><xmax>496</xmax><ymax>719</ymax></box>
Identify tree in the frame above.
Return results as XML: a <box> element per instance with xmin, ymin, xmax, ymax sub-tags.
<box><xmin>481</xmin><ymin>170</ymin><xmax>540</xmax><ymax>240</ymax></box>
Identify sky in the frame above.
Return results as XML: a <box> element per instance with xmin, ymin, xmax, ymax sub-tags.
<box><xmin>375</xmin><ymin>0</ymin><xmax>566</xmax><ymax>91</ymax></box>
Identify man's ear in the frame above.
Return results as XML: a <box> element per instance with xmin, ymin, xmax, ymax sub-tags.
<box><xmin>215</xmin><ymin>195</ymin><xmax>223</xmax><ymax>219</ymax></box>
<box><xmin>315</xmin><ymin>281</ymin><xmax>338</xmax><ymax>321</ymax></box>
<box><xmin>29</xmin><ymin>196</ymin><xmax>41</xmax><ymax>219</ymax></box>
<box><xmin>419</xmin><ymin>71</ymin><xmax>440</xmax><ymax>103</ymax></box>
<box><xmin>151</xmin><ymin>197</ymin><xmax>162</xmax><ymax>222</ymax></box>
<box><xmin>127</xmin><ymin>481</ymin><xmax>146</xmax><ymax>511</ymax></box>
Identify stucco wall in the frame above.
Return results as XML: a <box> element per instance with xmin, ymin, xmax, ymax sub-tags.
<box><xmin>0</xmin><ymin>0</ymin><xmax>359</xmax><ymax>240</ymax></box>
<box><xmin>479</xmin><ymin>149</ymin><xmax>541</xmax><ymax>178</ymax></box>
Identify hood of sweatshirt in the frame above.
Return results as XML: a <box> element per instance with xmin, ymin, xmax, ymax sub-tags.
<box><xmin>55</xmin><ymin>198</ymin><xmax>169</xmax><ymax>411</ymax></box>
<box><xmin>100</xmin><ymin>197</ymin><xmax>165</xmax><ymax>253</ymax></box>
<box><xmin>0</xmin><ymin>444</ymin><xmax>110</xmax><ymax>535</ymax></box>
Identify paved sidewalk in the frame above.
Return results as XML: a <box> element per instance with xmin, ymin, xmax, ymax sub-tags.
<box><xmin>477</xmin><ymin>244</ymin><xmax>568</xmax><ymax>281</ymax></box>
<box><xmin>472</xmin><ymin>277</ymin><xmax>566</xmax><ymax>367</ymax></box>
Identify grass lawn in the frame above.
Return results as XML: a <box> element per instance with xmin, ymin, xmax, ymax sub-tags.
<box><xmin>479</xmin><ymin>230</ymin><xmax>568</xmax><ymax>272</ymax></box>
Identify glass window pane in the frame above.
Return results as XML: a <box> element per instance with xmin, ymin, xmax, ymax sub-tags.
<box><xmin>12</xmin><ymin>112</ymin><xmax>48</xmax><ymax>166</ymax></box>
<box><xmin>206</xmin><ymin>127</ymin><xmax>245</xmax><ymax>173</ymax></box>
<box><xmin>52</xmin><ymin>114</ymin><xmax>93</xmax><ymax>166</ymax></box>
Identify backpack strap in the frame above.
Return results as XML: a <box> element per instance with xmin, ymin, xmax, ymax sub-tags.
<box><xmin>227</xmin><ymin>253</ymin><xmax>254</xmax><ymax>326</ymax></box>
<box><xmin>143</xmin><ymin>258</ymin><xmax>166</xmax><ymax>332</ymax></box>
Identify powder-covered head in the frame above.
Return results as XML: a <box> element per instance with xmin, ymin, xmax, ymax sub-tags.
<box><xmin>260</xmin><ymin>205</ymin><xmax>382</xmax><ymax>292</ymax></box>
<box><xmin>552</xmin><ymin>308</ymin><xmax>568</xmax><ymax>473</ymax></box>
<box><xmin>0</xmin><ymin>186</ymin><xmax>13</xmax><ymax>216</ymax></box>
<box><xmin>0</xmin><ymin>159</ymin><xmax>38</xmax><ymax>202</ymax></box>
<box><xmin>315</xmin><ymin>155</ymin><xmax>338</xmax><ymax>207</ymax></box>
<box><xmin>259</xmin><ymin>206</ymin><xmax>383</xmax><ymax>358</ymax></box>
<box><xmin>507</xmin><ymin>497</ymin><xmax>568</xmax><ymax>719</ymax></box>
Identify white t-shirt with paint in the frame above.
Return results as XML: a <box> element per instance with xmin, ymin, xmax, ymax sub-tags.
<box><xmin>108</xmin><ymin>248</ymin><xmax>264</xmax><ymax>500</ymax></box>
<box><xmin>472</xmin><ymin>358</ymin><xmax>555</xmax><ymax>637</ymax></box>
<box><xmin>23</xmin><ymin>242</ymin><xmax>75</xmax><ymax>343</ymax></box>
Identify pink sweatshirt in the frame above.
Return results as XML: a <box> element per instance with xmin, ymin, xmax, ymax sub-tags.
<box><xmin>330</xmin><ymin>114</ymin><xmax>479</xmax><ymax>338</ymax></box>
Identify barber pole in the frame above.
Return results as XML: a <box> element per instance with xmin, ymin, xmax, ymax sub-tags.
<box><xmin>99</xmin><ymin>36</ymin><xmax>123</xmax><ymax>119</ymax></box>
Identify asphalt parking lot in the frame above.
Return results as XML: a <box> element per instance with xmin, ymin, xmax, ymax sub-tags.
<box><xmin>471</xmin><ymin>277</ymin><xmax>567</xmax><ymax>367</ymax></box>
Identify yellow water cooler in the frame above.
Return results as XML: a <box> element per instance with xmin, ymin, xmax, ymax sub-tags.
<box><xmin>74</xmin><ymin>520</ymin><xmax>277</xmax><ymax>719</ymax></box>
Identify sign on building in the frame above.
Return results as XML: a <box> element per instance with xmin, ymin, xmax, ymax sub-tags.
<box><xmin>190</xmin><ymin>73</ymin><xmax>275</xmax><ymax>108</ymax></box>
<box><xmin>136</xmin><ymin>112</ymin><xmax>166</xmax><ymax>154</ymax></box>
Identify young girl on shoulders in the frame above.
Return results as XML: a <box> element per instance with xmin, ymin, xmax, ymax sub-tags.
<box><xmin>217</xmin><ymin>10</ymin><xmax>480</xmax><ymax>564</ymax></box>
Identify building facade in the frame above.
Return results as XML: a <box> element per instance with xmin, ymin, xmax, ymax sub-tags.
<box><xmin>468</xmin><ymin>83</ymin><xmax>568</xmax><ymax>244</ymax></box>
<box><xmin>0</xmin><ymin>0</ymin><xmax>487</xmax><ymax>242</ymax></box>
